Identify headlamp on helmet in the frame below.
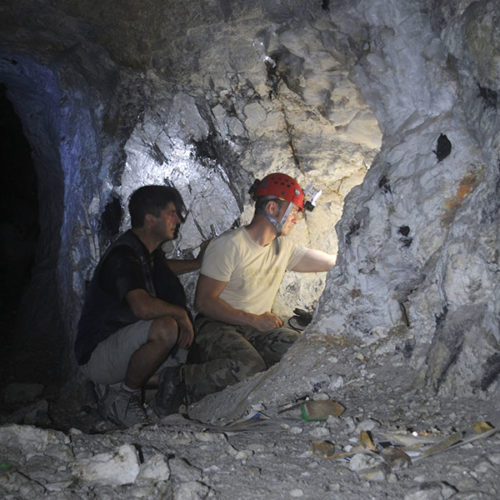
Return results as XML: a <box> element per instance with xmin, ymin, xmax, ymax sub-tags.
<box><xmin>303</xmin><ymin>185</ymin><xmax>322</xmax><ymax>212</ymax></box>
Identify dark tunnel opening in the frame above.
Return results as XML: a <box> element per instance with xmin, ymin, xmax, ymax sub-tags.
<box><xmin>0</xmin><ymin>54</ymin><xmax>109</xmax><ymax>417</ymax></box>
<box><xmin>0</xmin><ymin>84</ymin><xmax>40</xmax><ymax>381</ymax></box>
<box><xmin>0</xmin><ymin>81</ymin><xmax>64</xmax><ymax>407</ymax></box>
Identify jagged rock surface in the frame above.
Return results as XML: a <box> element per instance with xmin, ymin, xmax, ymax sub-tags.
<box><xmin>0</xmin><ymin>0</ymin><xmax>499</xmax><ymax>498</ymax></box>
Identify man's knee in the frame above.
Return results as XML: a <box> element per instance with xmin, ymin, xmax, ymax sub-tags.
<box><xmin>149</xmin><ymin>315</ymin><xmax>179</xmax><ymax>347</ymax></box>
<box><xmin>232</xmin><ymin>351</ymin><xmax>266</xmax><ymax>380</ymax></box>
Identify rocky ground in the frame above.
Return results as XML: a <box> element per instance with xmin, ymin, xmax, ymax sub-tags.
<box><xmin>1</xmin><ymin>341</ymin><xmax>499</xmax><ymax>500</ymax></box>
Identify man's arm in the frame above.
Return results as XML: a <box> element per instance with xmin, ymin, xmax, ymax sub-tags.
<box><xmin>291</xmin><ymin>248</ymin><xmax>335</xmax><ymax>272</ymax></box>
<box><xmin>195</xmin><ymin>274</ymin><xmax>283</xmax><ymax>332</ymax></box>
<box><xmin>126</xmin><ymin>289</ymin><xmax>194</xmax><ymax>347</ymax></box>
<box><xmin>126</xmin><ymin>289</ymin><xmax>187</xmax><ymax>320</ymax></box>
<box><xmin>166</xmin><ymin>240</ymin><xmax>211</xmax><ymax>275</ymax></box>
<box><xmin>166</xmin><ymin>259</ymin><xmax>201</xmax><ymax>275</ymax></box>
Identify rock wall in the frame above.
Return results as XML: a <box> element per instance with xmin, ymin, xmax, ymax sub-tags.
<box><xmin>0</xmin><ymin>0</ymin><xmax>499</xmax><ymax>404</ymax></box>
<box><xmin>308</xmin><ymin>0</ymin><xmax>500</xmax><ymax>398</ymax></box>
<box><xmin>0</xmin><ymin>0</ymin><xmax>380</xmax><ymax>381</ymax></box>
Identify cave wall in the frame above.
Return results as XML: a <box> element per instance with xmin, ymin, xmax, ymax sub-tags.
<box><xmin>310</xmin><ymin>0</ymin><xmax>500</xmax><ymax>397</ymax></box>
<box><xmin>0</xmin><ymin>0</ymin><xmax>499</xmax><ymax>400</ymax></box>
<box><xmin>0</xmin><ymin>0</ymin><xmax>380</xmax><ymax>380</ymax></box>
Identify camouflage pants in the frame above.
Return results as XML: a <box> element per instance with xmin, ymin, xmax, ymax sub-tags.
<box><xmin>182</xmin><ymin>318</ymin><xmax>300</xmax><ymax>402</ymax></box>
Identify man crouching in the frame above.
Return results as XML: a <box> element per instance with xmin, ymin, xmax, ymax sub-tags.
<box><xmin>75</xmin><ymin>185</ymin><xmax>202</xmax><ymax>428</ymax></box>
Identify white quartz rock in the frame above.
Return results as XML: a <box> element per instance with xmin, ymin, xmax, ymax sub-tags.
<box><xmin>173</xmin><ymin>480</ymin><xmax>211</xmax><ymax>500</ymax></box>
<box><xmin>137</xmin><ymin>453</ymin><xmax>170</xmax><ymax>482</ymax></box>
<box><xmin>0</xmin><ymin>424</ymin><xmax>72</xmax><ymax>461</ymax></box>
<box><xmin>168</xmin><ymin>456</ymin><xmax>202</xmax><ymax>483</ymax></box>
<box><xmin>71</xmin><ymin>443</ymin><xmax>140</xmax><ymax>486</ymax></box>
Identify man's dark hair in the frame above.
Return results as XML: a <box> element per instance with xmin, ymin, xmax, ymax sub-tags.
<box><xmin>128</xmin><ymin>185</ymin><xmax>186</xmax><ymax>228</ymax></box>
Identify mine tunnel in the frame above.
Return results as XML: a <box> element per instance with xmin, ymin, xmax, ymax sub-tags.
<box><xmin>0</xmin><ymin>1</ymin><xmax>499</xmax><ymax>497</ymax></box>
<box><xmin>0</xmin><ymin>41</ymin><xmax>381</xmax><ymax>409</ymax></box>
<box><xmin>0</xmin><ymin>61</ymin><xmax>68</xmax><ymax>398</ymax></box>
<box><xmin>0</xmin><ymin>85</ymin><xmax>41</xmax><ymax>385</ymax></box>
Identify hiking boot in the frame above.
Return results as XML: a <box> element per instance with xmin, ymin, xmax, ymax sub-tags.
<box><xmin>97</xmin><ymin>384</ymin><xmax>149</xmax><ymax>428</ymax></box>
<box><xmin>150</xmin><ymin>366</ymin><xmax>185</xmax><ymax>417</ymax></box>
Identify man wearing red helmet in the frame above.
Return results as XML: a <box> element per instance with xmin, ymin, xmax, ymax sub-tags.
<box><xmin>152</xmin><ymin>173</ymin><xmax>334</xmax><ymax>413</ymax></box>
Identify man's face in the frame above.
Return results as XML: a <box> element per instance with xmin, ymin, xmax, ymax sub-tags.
<box><xmin>279</xmin><ymin>202</ymin><xmax>301</xmax><ymax>236</ymax></box>
<box><xmin>151</xmin><ymin>202</ymin><xmax>181</xmax><ymax>242</ymax></box>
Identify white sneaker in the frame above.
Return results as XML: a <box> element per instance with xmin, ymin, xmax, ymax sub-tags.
<box><xmin>97</xmin><ymin>384</ymin><xmax>149</xmax><ymax>428</ymax></box>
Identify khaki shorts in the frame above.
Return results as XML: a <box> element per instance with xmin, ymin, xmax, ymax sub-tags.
<box><xmin>80</xmin><ymin>320</ymin><xmax>152</xmax><ymax>385</ymax></box>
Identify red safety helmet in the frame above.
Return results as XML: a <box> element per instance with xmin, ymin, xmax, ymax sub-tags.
<box><xmin>251</xmin><ymin>173</ymin><xmax>305</xmax><ymax>211</ymax></box>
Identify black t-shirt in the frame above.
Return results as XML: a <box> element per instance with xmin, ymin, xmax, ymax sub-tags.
<box><xmin>99</xmin><ymin>245</ymin><xmax>149</xmax><ymax>300</ymax></box>
<box><xmin>74</xmin><ymin>230</ymin><xmax>187</xmax><ymax>365</ymax></box>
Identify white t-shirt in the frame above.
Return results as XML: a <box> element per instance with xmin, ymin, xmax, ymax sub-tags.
<box><xmin>200</xmin><ymin>227</ymin><xmax>307</xmax><ymax>315</ymax></box>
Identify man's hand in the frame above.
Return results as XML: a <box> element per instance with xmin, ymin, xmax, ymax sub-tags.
<box><xmin>166</xmin><ymin>239</ymin><xmax>211</xmax><ymax>275</ymax></box>
<box><xmin>196</xmin><ymin>275</ymin><xmax>286</xmax><ymax>332</ymax></box>
<box><xmin>250</xmin><ymin>312</ymin><xmax>283</xmax><ymax>332</ymax></box>
<box><xmin>126</xmin><ymin>289</ymin><xmax>195</xmax><ymax>347</ymax></box>
<box><xmin>197</xmin><ymin>239</ymin><xmax>211</xmax><ymax>261</ymax></box>
<box><xmin>176</xmin><ymin>312</ymin><xmax>195</xmax><ymax>348</ymax></box>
